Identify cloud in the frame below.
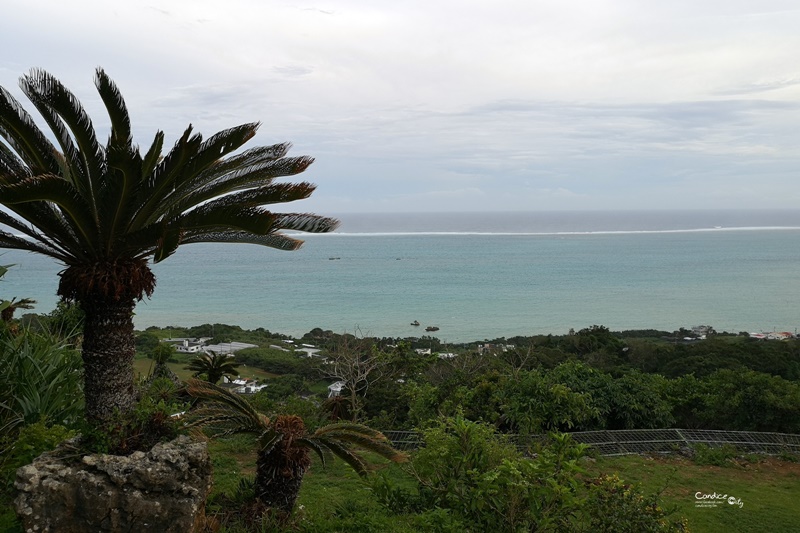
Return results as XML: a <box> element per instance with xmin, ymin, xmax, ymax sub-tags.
<box><xmin>3</xmin><ymin>1</ymin><xmax>800</xmax><ymax>212</ymax></box>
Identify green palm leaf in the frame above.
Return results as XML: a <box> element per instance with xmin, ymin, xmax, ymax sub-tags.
<box><xmin>313</xmin><ymin>438</ymin><xmax>371</xmax><ymax>476</ymax></box>
<box><xmin>0</xmin><ymin>86</ymin><xmax>61</xmax><ymax>174</ymax></box>
<box><xmin>0</xmin><ymin>67</ymin><xmax>339</xmax><ymax>425</ymax></box>
<box><xmin>20</xmin><ymin>69</ymin><xmax>104</xmax><ymax>212</ymax></box>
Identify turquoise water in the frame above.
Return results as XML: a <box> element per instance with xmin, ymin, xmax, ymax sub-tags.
<box><xmin>3</xmin><ymin>210</ymin><xmax>800</xmax><ymax>342</ymax></box>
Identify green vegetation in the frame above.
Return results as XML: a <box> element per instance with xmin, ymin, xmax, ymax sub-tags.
<box><xmin>185</xmin><ymin>352</ymin><xmax>242</xmax><ymax>385</ymax></box>
<box><xmin>186</xmin><ymin>379</ymin><xmax>406</xmax><ymax>522</ymax></box>
<box><xmin>585</xmin><ymin>454</ymin><xmax>800</xmax><ymax>533</ymax></box>
<box><xmin>0</xmin><ymin>67</ymin><xmax>337</xmax><ymax>429</ymax></box>
<box><xmin>3</xmin><ymin>317</ymin><xmax>800</xmax><ymax>531</ymax></box>
<box><xmin>199</xmin><ymin>434</ymin><xmax>800</xmax><ymax>533</ymax></box>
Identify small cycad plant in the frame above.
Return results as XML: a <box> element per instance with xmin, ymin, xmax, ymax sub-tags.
<box><xmin>184</xmin><ymin>379</ymin><xmax>407</xmax><ymax>516</ymax></box>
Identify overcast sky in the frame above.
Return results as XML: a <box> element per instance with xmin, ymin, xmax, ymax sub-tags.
<box><xmin>3</xmin><ymin>0</ymin><xmax>800</xmax><ymax>213</ymax></box>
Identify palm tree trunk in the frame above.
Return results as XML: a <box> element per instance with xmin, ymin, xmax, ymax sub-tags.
<box><xmin>255</xmin><ymin>447</ymin><xmax>307</xmax><ymax>515</ymax></box>
<box><xmin>80</xmin><ymin>298</ymin><xmax>137</xmax><ymax>426</ymax></box>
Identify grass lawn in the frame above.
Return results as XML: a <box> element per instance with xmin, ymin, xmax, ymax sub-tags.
<box><xmin>585</xmin><ymin>454</ymin><xmax>800</xmax><ymax>533</ymax></box>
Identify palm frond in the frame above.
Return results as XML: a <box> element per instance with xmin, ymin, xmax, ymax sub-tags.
<box><xmin>185</xmin><ymin>378</ymin><xmax>270</xmax><ymax>434</ymax></box>
<box><xmin>199</xmin><ymin>143</ymin><xmax>292</xmax><ymax>178</ymax></box>
<box><xmin>94</xmin><ymin>68</ymin><xmax>132</xmax><ymax>148</ymax></box>
<box><xmin>295</xmin><ymin>437</ymin><xmax>331</xmax><ymax>469</ymax></box>
<box><xmin>182</xmin><ymin>182</ymin><xmax>318</xmax><ymax>213</ymax></box>
<box><xmin>257</xmin><ymin>428</ymin><xmax>282</xmax><ymax>453</ymax></box>
<box><xmin>177</xmin><ymin>204</ymin><xmax>277</xmax><ymax>233</ymax></box>
<box><xmin>274</xmin><ymin>213</ymin><xmax>341</xmax><ymax>233</ymax></box>
<box><xmin>313</xmin><ymin>439</ymin><xmax>371</xmax><ymax>477</ymax></box>
<box><xmin>101</xmin><ymin>142</ymin><xmax>143</xmax><ymax>247</ymax></box>
<box><xmin>179</xmin><ymin>229</ymin><xmax>305</xmax><ymax>251</ymax></box>
<box><xmin>0</xmin><ymin>175</ymin><xmax>97</xmax><ymax>248</ymax></box>
<box><xmin>0</xmin><ymin>204</ymin><xmax>77</xmax><ymax>257</ymax></box>
<box><xmin>94</xmin><ymin>68</ymin><xmax>146</xmax><ymax>249</ymax></box>
<box><xmin>184</xmin><ymin>407</ymin><xmax>261</xmax><ymax>437</ymax></box>
<box><xmin>168</xmin><ymin>155</ymin><xmax>315</xmax><ymax>211</ymax></box>
<box><xmin>179</xmin><ymin>123</ymin><xmax>259</xmax><ymax>181</ymax></box>
<box><xmin>21</xmin><ymin>69</ymin><xmax>105</xmax><ymax>213</ymax></box>
<box><xmin>130</xmin><ymin>125</ymin><xmax>202</xmax><ymax>228</ymax></box>
<box><xmin>0</xmin><ymin>86</ymin><xmax>60</xmax><ymax>174</ymax></box>
<box><xmin>141</xmin><ymin>131</ymin><xmax>165</xmax><ymax>178</ymax></box>
<box><xmin>0</xmin><ymin>138</ymin><xmax>30</xmax><ymax>179</ymax></box>
<box><xmin>323</xmin><ymin>432</ymin><xmax>408</xmax><ymax>463</ymax></box>
<box><xmin>312</xmin><ymin>422</ymin><xmax>390</xmax><ymax>440</ymax></box>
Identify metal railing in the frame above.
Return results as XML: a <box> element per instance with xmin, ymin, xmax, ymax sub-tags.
<box><xmin>381</xmin><ymin>428</ymin><xmax>800</xmax><ymax>457</ymax></box>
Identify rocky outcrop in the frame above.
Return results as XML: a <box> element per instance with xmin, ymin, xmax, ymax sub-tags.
<box><xmin>14</xmin><ymin>435</ymin><xmax>212</xmax><ymax>533</ymax></box>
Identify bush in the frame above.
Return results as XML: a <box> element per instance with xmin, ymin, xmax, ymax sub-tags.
<box><xmin>499</xmin><ymin>369</ymin><xmax>599</xmax><ymax>434</ymax></box>
<box><xmin>1</xmin><ymin>421</ymin><xmax>75</xmax><ymax>491</ymax></box>
<box><xmin>692</xmin><ymin>444</ymin><xmax>739</xmax><ymax>467</ymax></box>
<box><xmin>375</xmin><ymin>415</ymin><xmax>690</xmax><ymax>532</ymax></box>
<box><xmin>0</xmin><ymin>327</ymin><xmax>83</xmax><ymax>434</ymax></box>
<box><xmin>583</xmin><ymin>474</ymin><xmax>688</xmax><ymax>532</ymax></box>
<box><xmin>398</xmin><ymin>416</ymin><xmax>588</xmax><ymax>531</ymax></box>
<box><xmin>79</xmin><ymin>378</ymin><xmax>188</xmax><ymax>455</ymax></box>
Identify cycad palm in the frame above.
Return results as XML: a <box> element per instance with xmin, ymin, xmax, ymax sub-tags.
<box><xmin>185</xmin><ymin>379</ymin><xmax>407</xmax><ymax>515</ymax></box>
<box><xmin>185</xmin><ymin>351</ymin><xmax>240</xmax><ymax>385</ymax></box>
<box><xmin>0</xmin><ymin>69</ymin><xmax>338</xmax><ymax>426</ymax></box>
<box><xmin>1</xmin><ymin>296</ymin><xmax>36</xmax><ymax>322</ymax></box>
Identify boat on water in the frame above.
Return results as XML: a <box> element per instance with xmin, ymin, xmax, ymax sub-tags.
<box><xmin>411</xmin><ymin>320</ymin><xmax>420</xmax><ymax>326</ymax></box>
<box><xmin>425</xmin><ymin>326</ymin><xmax>439</xmax><ymax>332</ymax></box>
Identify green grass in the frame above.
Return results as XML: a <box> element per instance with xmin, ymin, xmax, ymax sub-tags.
<box><xmin>7</xmin><ymin>434</ymin><xmax>798</xmax><ymax>532</ymax></box>
<box><xmin>206</xmin><ymin>437</ymin><xmax>800</xmax><ymax>533</ymax></box>
<box><xmin>585</xmin><ymin>455</ymin><xmax>800</xmax><ymax>533</ymax></box>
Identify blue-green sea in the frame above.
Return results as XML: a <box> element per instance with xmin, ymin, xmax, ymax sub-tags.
<box><xmin>3</xmin><ymin>210</ymin><xmax>800</xmax><ymax>342</ymax></box>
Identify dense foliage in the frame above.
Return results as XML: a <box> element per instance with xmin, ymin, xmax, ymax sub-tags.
<box><xmin>5</xmin><ymin>319</ymin><xmax>798</xmax><ymax>530</ymax></box>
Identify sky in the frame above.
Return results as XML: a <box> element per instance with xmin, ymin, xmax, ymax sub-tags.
<box><xmin>3</xmin><ymin>0</ymin><xmax>800</xmax><ymax>213</ymax></box>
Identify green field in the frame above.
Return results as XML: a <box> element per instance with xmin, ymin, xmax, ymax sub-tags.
<box><xmin>586</xmin><ymin>455</ymin><xmax>800</xmax><ymax>533</ymax></box>
<box><xmin>206</xmin><ymin>438</ymin><xmax>800</xmax><ymax>533</ymax></box>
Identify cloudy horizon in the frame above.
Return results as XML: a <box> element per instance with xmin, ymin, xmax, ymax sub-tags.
<box><xmin>3</xmin><ymin>1</ymin><xmax>800</xmax><ymax>213</ymax></box>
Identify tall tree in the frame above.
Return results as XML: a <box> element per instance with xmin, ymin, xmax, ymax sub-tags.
<box><xmin>323</xmin><ymin>333</ymin><xmax>388</xmax><ymax>421</ymax></box>
<box><xmin>0</xmin><ymin>68</ymin><xmax>338</xmax><ymax>427</ymax></box>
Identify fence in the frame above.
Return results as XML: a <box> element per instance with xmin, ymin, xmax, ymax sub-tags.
<box><xmin>381</xmin><ymin>428</ymin><xmax>800</xmax><ymax>457</ymax></box>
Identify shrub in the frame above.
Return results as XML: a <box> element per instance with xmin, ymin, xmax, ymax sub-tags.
<box><xmin>402</xmin><ymin>416</ymin><xmax>588</xmax><ymax>531</ymax></box>
<box><xmin>0</xmin><ymin>327</ymin><xmax>83</xmax><ymax>434</ymax></box>
<box><xmin>692</xmin><ymin>444</ymin><xmax>739</xmax><ymax>467</ymax></box>
<box><xmin>1</xmin><ymin>421</ymin><xmax>75</xmax><ymax>491</ymax></box>
<box><xmin>78</xmin><ymin>378</ymin><xmax>187</xmax><ymax>455</ymax></box>
<box><xmin>583</xmin><ymin>474</ymin><xmax>688</xmax><ymax>532</ymax></box>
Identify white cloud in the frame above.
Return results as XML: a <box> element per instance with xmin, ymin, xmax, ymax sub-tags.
<box><xmin>3</xmin><ymin>0</ymin><xmax>800</xmax><ymax>212</ymax></box>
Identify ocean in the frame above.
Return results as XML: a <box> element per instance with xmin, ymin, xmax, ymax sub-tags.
<box><xmin>3</xmin><ymin>209</ymin><xmax>800</xmax><ymax>342</ymax></box>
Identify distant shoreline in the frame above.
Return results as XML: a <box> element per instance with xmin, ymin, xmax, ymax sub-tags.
<box><xmin>137</xmin><ymin>322</ymin><xmax>797</xmax><ymax>346</ymax></box>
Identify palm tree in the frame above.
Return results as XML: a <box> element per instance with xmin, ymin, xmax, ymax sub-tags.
<box><xmin>0</xmin><ymin>68</ymin><xmax>338</xmax><ymax>427</ymax></box>
<box><xmin>185</xmin><ymin>351</ymin><xmax>240</xmax><ymax>385</ymax></box>
<box><xmin>185</xmin><ymin>379</ymin><xmax>407</xmax><ymax>515</ymax></box>
<box><xmin>1</xmin><ymin>296</ymin><xmax>36</xmax><ymax>322</ymax></box>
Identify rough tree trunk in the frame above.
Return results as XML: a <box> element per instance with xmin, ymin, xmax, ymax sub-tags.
<box><xmin>80</xmin><ymin>298</ymin><xmax>138</xmax><ymax>425</ymax></box>
<box><xmin>254</xmin><ymin>446</ymin><xmax>307</xmax><ymax>515</ymax></box>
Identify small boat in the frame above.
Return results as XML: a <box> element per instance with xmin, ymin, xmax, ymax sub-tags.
<box><xmin>425</xmin><ymin>326</ymin><xmax>439</xmax><ymax>332</ymax></box>
<box><xmin>411</xmin><ymin>320</ymin><xmax>420</xmax><ymax>326</ymax></box>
